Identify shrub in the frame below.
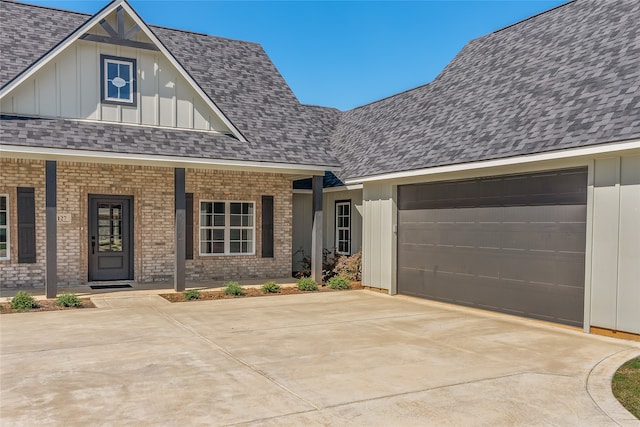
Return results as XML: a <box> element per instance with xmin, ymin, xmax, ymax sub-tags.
<box><xmin>10</xmin><ymin>291</ymin><xmax>38</xmax><ymax>311</ymax></box>
<box><xmin>261</xmin><ymin>281</ymin><xmax>281</xmax><ymax>294</ymax></box>
<box><xmin>334</xmin><ymin>250</ymin><xmax>362</xmax><ymax>282</ymax></box>
<box><xmin>294</xmin><ymin>247</ymin><xmax>338</xmax><ymax>282</ymax></box>
<box><xmin>297</xmin><ymin>277</ymin><xmax>318</xmax><ymax>292</ymax></box>
<box><xmin>55</xmin><ymin>293</ymin><xmax>82</xmax><ymax>308</ymax></box>
<box><xmin>183</xmin><ymin>289</ymin><xmax>201</xmax><ymax>300</ymax></box>
<box><xmin>223</xmin><ymin>281</ymin><xmax>245</xmax><ymax>296</ymax></box>
<box><xmin>328</xmin><ymin>275</ymin><xmax>351</xmax><ymax>290</ymax></box>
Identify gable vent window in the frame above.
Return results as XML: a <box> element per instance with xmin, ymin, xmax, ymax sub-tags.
<box><xmin>101</xmin><ymin>55</ymin><xmax>137</xmax><ymax>106</ymax></box>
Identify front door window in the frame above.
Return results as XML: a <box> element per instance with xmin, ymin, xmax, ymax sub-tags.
<box><xmin>98</xmin><ymin>204</ymin><xmax>123</xmax><ymax>252</ymax></box>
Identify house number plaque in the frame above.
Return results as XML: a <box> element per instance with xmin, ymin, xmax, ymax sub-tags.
<box><xmin>57</xmin><ymin>214</ymin><xmax>71</xmax><ymax>223</ymax></box>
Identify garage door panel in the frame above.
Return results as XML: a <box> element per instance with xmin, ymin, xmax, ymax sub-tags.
<box><xmin>398</xmin><ymin>168</ymin><xmax>587</xmax><ymax>327</ymax></box>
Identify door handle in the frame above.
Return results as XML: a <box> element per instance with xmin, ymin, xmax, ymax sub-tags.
<box><xmin>91</xmin><ymin>236</ymin><xmax>96</xmax><ymax>254</ymax></box>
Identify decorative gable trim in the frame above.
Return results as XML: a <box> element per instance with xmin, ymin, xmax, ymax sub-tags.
<box><xmin>0</xmin><ymin>0</ymin><xmax>246</xmax><ymax>142</ymax></box>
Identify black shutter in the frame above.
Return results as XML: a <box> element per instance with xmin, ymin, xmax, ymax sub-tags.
<box><xmin>261</xmin><ymin>195</ymin><xmax>274</xmax><ymax>258</ymax></box>
<box><xmin>185</xmin><ymin>193</ymin><xmax>193</xmax><ymax>260</ymax></box>
<box><xmin>17</xmin><ymin>187</ymin><xmax>36</xmax><ymax>263</ymax></box>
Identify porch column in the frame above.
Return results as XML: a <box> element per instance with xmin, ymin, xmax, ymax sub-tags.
<box><xmin>311</xmin><ymin>175</ymin><xmax>323</xmax><ymax>283</ymax></box>
<box><xmin>45</xmin><ymin>160</ymin><xmax>57</xmax><ymax>298</ymax></box>
<box><xmin>174</xmin><ymin>168</ymin><xmax>186</xmax><ymax>292</ymax></box>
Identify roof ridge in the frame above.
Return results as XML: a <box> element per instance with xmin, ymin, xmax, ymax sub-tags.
<box><xmin>493</xmin><ymin>0</ymin><xmax>576</xmax><ymax>34</ymax></box>
<box><xmin>0</xmin><ymin>0</ymin><xmax>90</xmax><ymax>16</ymax></box>
<box><xmin>2</xmin><ymin>0</ymin><xmax>260</xmax><ymax>46</ymax></box>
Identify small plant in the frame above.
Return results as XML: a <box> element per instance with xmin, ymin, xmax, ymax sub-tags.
<box><xmin>334</xmin><ymin>250</ymin><xmax>362</xmax><ymax>282</ymax></box>
<box><xmin>261</xmin><ymin>281</ymin><xmax>281</xmax><ymax>294</ymax></box>
<box><xmin>328</xmin><ymin>275</ymin><xmax>351</xmax><ymax>290</ymax></box>
<box><xmin>183</xmin><ymin>289</ymin><xmax>201</xmax><ymax>300</ymax></box>
<box><xmin>297</xmin><ymin>277</ymin><xmax>318</xmax><ymax>292</ymax></box>
<box><xmin>10</xmin><ymin>291</ymin><xmax>38</xmax><ymax>311</ymax></box>
<box><xmin>223</xmin><ymin>281</ymin><xmax>245</xmax><ymax>296</ymax></box>
<box><xmin>55</xmin><ymin>293</ymin><xmax>82</xmax><ymax>308</ymax></box>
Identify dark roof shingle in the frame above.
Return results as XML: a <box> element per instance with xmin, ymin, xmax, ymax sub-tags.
<box><xmin>0</xmin><ymin>0</ymin><xmax>340</xmax><ymax>168</ymax></box>
<box><xmin>331</xmin><ymin>0</ymin><xmax>640</xmax><ymax>180</ymax></box>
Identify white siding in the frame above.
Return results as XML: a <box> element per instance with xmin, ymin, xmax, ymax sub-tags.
<box><xmin>322</xmin><ymin>190</ymin><xmax>363</xmax><ymax>255</ymax></box>
<box><xmin>1</xmin><ymin>38</ymin><xmax>232</xmax><ymax>134</ymax></box>
<box><xmin>291</xmin><ymin>189</ymin><xmax>364</xmax><ymax>273</ymax></box>
<box><xmin>292</xmin><ymin>193</ymin><xmax>312</xmax><ymax>272</ymax></box>
<box><xmin>590</xmin><ymin>155</ymin><xmax>640</xmax><ymax>334</ymax></box>
<box><xmin>362</xmin><ymin>183</ymin><xmax>396</xmax><ymax>291</ymax></box>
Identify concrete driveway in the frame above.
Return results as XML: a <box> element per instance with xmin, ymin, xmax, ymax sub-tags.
<box><xmin>1</xmin><ymin>291</ymin><xmax>638</xmax><ymax>426</ymax></box>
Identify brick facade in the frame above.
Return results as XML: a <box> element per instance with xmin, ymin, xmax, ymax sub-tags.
<box><xmin>0</xmin><ymin>158</ymin><xmax>292</xmax><ymax>289</ymax></box>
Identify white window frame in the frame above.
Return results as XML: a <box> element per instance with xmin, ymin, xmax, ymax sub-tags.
<box><xmin>335</xmin><ymin>200</ymin><xmax>351</xmax><ymax>256</ymax></box>
<box><xmin>0</xmin><ymin>194</ymin><xmax>9</xmax><ymax>260</ymax></box>
<box><xmin>199</xmin><ymin>200</ymin><xmax>256</xmax><ymax>256</ymax></box>
<box><xmin>101</xmin><ymin>55</ymin><xmax>136</xmax><ymax>105</ymax></box>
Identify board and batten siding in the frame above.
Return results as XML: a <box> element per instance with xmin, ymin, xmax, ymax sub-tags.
<box><xmin>291</xmin><ymin>189</ymin><xmax>363</xmax><ymax>273</ymax></box>
<box><xmin>0</xmin><ymin>39</ymin><xmax>229</xmax><ymax>133</ymax></box>
<box><xmin>362</xmin><ymin>183</ymin><xmax>396</xmax><ymax>292</ymax></box>
<box><xmin>590</xmin><ymin>155</ymin><xmax>640</xmax><ymax>334</ymax></box>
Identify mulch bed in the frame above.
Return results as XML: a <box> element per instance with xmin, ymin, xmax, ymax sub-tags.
<box><xmin>161</xmin><ymin>282</ymin><xmax>363</xmax><ymax>303</ymax></box>
<box><xmin>0</xmin><ymin>298</ymin><xmax>96</xmax><ymax>314</ymax></box>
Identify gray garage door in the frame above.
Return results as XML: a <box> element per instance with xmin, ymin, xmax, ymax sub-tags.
<box><xmin>397</xmin><ymin>168</ymin><xmax>587</xmax><ymax>327</ymax></box>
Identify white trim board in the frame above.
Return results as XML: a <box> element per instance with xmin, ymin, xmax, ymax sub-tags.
<box><xmin>0</xmin><ymin>0</ymin><xmax>246</xmax><ymax>142</ymax></box>
<box><xmin>345</xmin><ymin>139</ymin><xmax>640</xmax><ymax>184</ymax></box>
<box><xmin>0</xmin><ymin>144</ymin><xmax>333</xmax><ymax>175</ymax></box>
<box><xmin>293</xmin><ymin>184</ymin><xmax>363</xmax><ymax>194</ymax></box>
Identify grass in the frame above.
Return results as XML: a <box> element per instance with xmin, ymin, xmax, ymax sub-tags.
<box><xmin>612</xmin><ymin>356</ymin><xmax>640</xmax><ymax>419</ymax></box>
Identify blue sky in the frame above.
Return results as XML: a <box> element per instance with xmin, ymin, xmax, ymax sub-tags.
<box><xmin>27</xmin><ymin>0</ymin><xmax>565</xmax><ymax>110</ymax></box>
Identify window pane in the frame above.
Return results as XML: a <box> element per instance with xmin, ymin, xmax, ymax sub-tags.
<box><xmin>201</xmin><ymin>202</ymin><xmax>213</xmax><ymax>214</ymax></box>
<box><xmin>214</xmin><ymin>202</ymin><xmax>225</xmax><ymax>214</ymax></box>
<box><xmin>213</xmin><ymin>229</ymin><xmax>224</xmax><ymax>241</ymax></box>
<box><xmin>230</xmin><ymin>203</ymin><xmax>242</xmax><ymax>214</ymax></box>
<box><xmin>230</xmin><ymin>214</ymin><xmax>241</xmax><ymax>226</ymax></box>
<box><xmin>200</xmin><ymin>241</ymin><xmax>210</xmax><ymax>254</ymax></box>
<box><xmin>213</xmin><ymin>214</ymin><xmax>225</xmax><ymax>226</ymax></box>
<box><xmin>213</xmin><ymin>242</ymin><xmax>224</xmax><ymax>253</ymax></box>
<box><xmin>241</xmin><ymin>242</ymin><xmax>248</xmax><ymax>253</ymax></box>
<box><xmin>0</xmin><ymin>196</ymin><xmax>6</xmax><ymax>210</ymax></box>
<box><xmin>230</xmin><ymin>229</ymin><xmax>240</xmax><ymax>240</ymax></box>
<box><xmin>0</xmin><ymin>212</ymin><xmax>6</xmax><ymax>226</ymax></box>
<box><xmin>108</xmin><ymin>62</ymin><xmax>118</xmax><ymax>78</ymax></box>
<box><xmin>0</xmin><ymin>228</ymin><xmax>5</xmax><ymax>242</ymax></box>
<box><xmin>120</xmin><ymin>84</ymin><xmax>130</xmax><ymax>101</ymax></box>
<box><xmin>200</xmin><ymin>229</ymin><xmax>210</xmax><ymax>242</ymax></box>
<box><xmin>119</xmin><ymin>63</ymin><xmax>129</xmax><ymax>79</ymax></box>
<box><xmin>230</xmin><ymin>242</ymin><xmax>240</xmax><ymax>253</ymax></box>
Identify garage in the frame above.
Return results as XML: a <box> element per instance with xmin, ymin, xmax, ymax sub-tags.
<box><xmin>397</xmin><ymin>168</ymin><xmax>587</xmax><ymax>327</ymax></box>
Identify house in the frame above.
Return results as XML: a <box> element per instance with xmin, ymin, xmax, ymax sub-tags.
<box><xmin>0</xmin><ymin>0</ymin><xmax>340</xmax><ymax>296</ymax></box>
<box><xmin>1</xmin><ymin>0</ymin><xmax>638</xmax><ymax>338</ymax></box>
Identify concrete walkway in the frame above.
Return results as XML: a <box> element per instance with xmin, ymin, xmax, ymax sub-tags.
<box><xmin>1</xmin><ymin>291</ymin><xmax>638</xmax><ymax>426</ymax></box>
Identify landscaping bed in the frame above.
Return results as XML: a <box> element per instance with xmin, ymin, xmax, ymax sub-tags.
<box><xmin>161</xmin><ymin>281</ymin><xmax>363</xmax><ymax>303</ymax></box>
<box><xmin>0</xmin><ymin>298</ymin><xmax>95</xmax><ymax>314</ymax></box>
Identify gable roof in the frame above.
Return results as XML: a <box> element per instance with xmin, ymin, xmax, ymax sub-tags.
<box><xmin>0</xmin><ymin>0</ymin><xmax>340</xmax><ymax>169</ymax></box>
<box><xmin>331</xmin><ymin>0</ymin><xmax>640</xmax><ymax>181</ymax></box>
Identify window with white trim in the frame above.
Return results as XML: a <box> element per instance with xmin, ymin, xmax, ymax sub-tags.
<box><xmin>335</xmin><ymin>201</ymin><xmax>351</xmax><ymax>255</ymax></box>
<box><xmin>0</xmin><ymin>195</ymin><xmax>8</xmax><ymax>260</ymax></box>
<box><xmin>101</xmin><ymin>55</ymin><xmax>136</xmax><ymax>105</ymax></box>
<box><xmin>200</xmin><ymin>201</ymin><xmax>255</xmax><ymax>255</ymax></box>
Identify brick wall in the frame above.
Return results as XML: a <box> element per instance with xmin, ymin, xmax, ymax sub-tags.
<box><xmin>0</xmin><ymin>158</ymin><xmax>293</xmax><ymax>289</ymax></box>
<box><xmin>0</xmin><ymin>159</ymin><xmax>46</xmax><ymax>288</ymax></box>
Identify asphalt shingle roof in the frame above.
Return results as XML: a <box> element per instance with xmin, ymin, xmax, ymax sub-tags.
<box><xmin>2</xmin><ymin>0</ymin><xmax>639</xmax><ymax>179</ymax></box>
<box><xmin>331</xmin><ymin>0</ymin><xmax>640</xmax><ymax>180</ymax></box>
<box><xmin>0</xmin><ymin>0</ymin><xmax>341</xmax><ymax>168</ymax></box>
